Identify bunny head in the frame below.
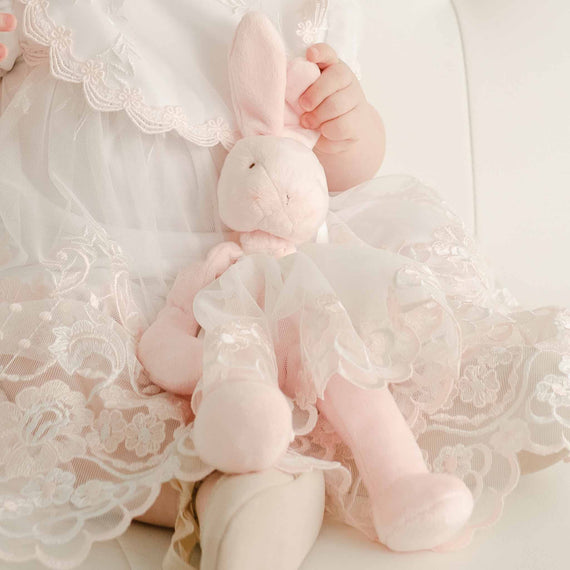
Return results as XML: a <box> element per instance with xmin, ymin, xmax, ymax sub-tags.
<box><xmin>218</xmin><ymin>12</ymin><xmax>329</xmax><ymax>254</ymax></box>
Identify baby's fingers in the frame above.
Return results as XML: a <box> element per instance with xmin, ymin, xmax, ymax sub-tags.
<box><xmin>0</xmin><ymin>13</ymin><xmax>17</xmax><ymax>32</ymax></box>
<box><xmin>0</xmin><ymin>13</ymin><xmax>17</xmax><ymax>62</ymax></box>
<box><xmin>301</xmin><ymin>82</ymin><xmax>363</xmax><ymax>129</ymax></box>
<box><xmin>320</xmin><ymin>106</ymin><xmax>363</xmax><ymax>141</ymax></box>
<box><xmin>299</xmin><ymin>62</ymin><xmax>353</xmax><ymax>112</ymax></box>
<box><xmin>306</xmin><ymin>43</ymin><xmax>339</xmax><ymax>70</ymax></box>
<box><xmin>314</xmin><ymin>136</ymin><xmax>355</xmax><ymax>155</ymax></box>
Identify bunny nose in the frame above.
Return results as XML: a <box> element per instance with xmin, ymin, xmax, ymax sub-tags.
<box><xmin>248</xmin><ymin>166</ymin><xmax>296</xmax><ymax>236</ymax></box>
<box><xmin>254</xmin><ymin>193</ymin><xmax>295</xmax><ymax>235</ymax></box>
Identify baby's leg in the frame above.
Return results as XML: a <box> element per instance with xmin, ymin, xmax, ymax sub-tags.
<box><xmin>134</xmin><ymin>479</ymin><xmax>180</xmax><ymax>528</ymax></box>
<box><xmin>317</xmin><ymin>374</ymin><xmax>474</xmax><ymax>551</ymax></box>
<box><xmin>518</xmin><ymin>449</ymin><xmax>569</xmax><ymax>475</ymax></box>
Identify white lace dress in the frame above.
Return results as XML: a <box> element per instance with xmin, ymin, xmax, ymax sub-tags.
<box><xmin>0</xmin><ymin>1</ymin><xmax>569</xmax><ymax>568</ymax></box>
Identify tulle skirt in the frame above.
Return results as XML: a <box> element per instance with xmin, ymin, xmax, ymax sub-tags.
<box><xmin>191</xmin><ymin>175</ymin><xmax>570</xmax><ymax>549</ymax></box>
<box><xmin>1</xmin><ymin>62</ymin><xmax>569</xmax><ymax>568</ymax></box>
<box><xmin>0</xmin><ymin>62</ymin><xmax>225</xmax><ymax>568</ymax></box>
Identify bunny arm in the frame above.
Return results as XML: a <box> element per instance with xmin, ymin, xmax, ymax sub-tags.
<box><xmin>136</xmin><ymin>241</ymin><xmax>243</xmax><ymax>395</ymax></box>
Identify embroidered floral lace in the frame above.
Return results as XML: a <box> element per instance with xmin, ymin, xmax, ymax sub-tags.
<box><xmin>0</xmin><ymin>1</ymin><xmax>568</xmax><ymax>569</ymax></box>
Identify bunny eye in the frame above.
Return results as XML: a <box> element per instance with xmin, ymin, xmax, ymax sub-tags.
<box><xmin>286</xmin><ymin>194</ymin><xmax>291</xmax><ymax>205</ymax></box>
<box><xmin>249</xmin><ymin>162</ymin><xmax>256</xmax><ymax>169</ymax></box>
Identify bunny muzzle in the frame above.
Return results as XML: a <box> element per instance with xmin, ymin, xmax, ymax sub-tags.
<box><xmin>217</xmin><ymin>134</ymin><xmax>329</xmax><ymax>256</ymax></box>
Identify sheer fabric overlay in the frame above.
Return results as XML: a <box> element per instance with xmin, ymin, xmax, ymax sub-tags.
<box><xmin>0</xmin><ymin>64</ymin><xmax>220</xmax><ymax>569</ymax></box>
<box><xmin>1</xmin><ymin>1</ymin><xmax>570</xmax><ymax>569</ymax></box>
<box><xmin>0</xmin><ymin>1</ymin><xmax>366</xmax><ymax>565</ymax></box>
<box><xmin>190</xmin><ymin>176</ymin><xmax>570</xmax><ymax>552</ymax></box>
<box><xmin>9</xmin><ymin>0</ymin><xmax>362</xmax><ymax>149</ymax></box>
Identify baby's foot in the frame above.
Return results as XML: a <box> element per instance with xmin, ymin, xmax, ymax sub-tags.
<box><xmin>196</xmin><ymin>469</ymin><xmax>325</xmax><ymax>570</ymax></box>
<box><xmin>134</xmin><ymin>479</ymin><xmax>180</xmax><ymax>528</ymax></box>
<box><xmin>517</xmin><ymin>449</ymin><xmax>570</xmax><ymax>475</ymax></box>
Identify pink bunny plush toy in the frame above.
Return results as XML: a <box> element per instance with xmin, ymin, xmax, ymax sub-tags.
<box><xmin>137</xmin><ymin>11</ymin><xmax>475</xmax><ymax>553</ymax></box>
<box><xmin>137</xmin><ymin>11</ymin><xmax>327</xmax><ymax>472</ymax></box>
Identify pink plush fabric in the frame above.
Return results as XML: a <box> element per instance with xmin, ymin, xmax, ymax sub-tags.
<box><xmin>218</xmin><ymin>12</ymin><xmax>329</xmax><ymax>254</ymax></box>
<box><xmin>217</xmin><ymin>135</ymin><xmax>329</xmax><ymax>250</ymax></box>
<box><xmin>227</xmin><ymin>11</ymin><xmax>287</xmax><ymax>138</ymax></box>
<box><xmin>284</xmin><ymin>58</ymin><xmax>321</xmax><ymax>148</ymax></box>
<box><xmin>317</xmin><ymin>374</ymin><xmax>474</xmax><ymax>551</ymax></box>
<box><xmin>137</xmin><ymin>241</ymin><xmax>243</xmax><ymax>395</ymax></box>
<box><xmin>227</xmin><ymin>11</ymin><xmax>320</xmax><ymax>147</ymax></box>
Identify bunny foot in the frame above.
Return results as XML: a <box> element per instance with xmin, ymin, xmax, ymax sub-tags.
<box><xmin>372</xmin><ymin>472</ymin><xmax>474</xmax><ymax>552</ymax></box>
<box><xmin>192</xmin><ymin>380</ymin><xmax>294</xmax><ymax>473</ymax></box>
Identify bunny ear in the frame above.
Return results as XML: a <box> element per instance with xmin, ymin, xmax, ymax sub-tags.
<box><xmin>283</xmin><ymin>57</ymin><xmax>322</xmax><ymax>148</ymax></box>
<box><xmin>228</xmin><ymin>12</ymin><xmax>287</xmax><ymax>137</ymax></box>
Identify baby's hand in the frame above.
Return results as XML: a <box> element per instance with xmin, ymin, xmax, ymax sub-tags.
<box><xmin>298</xmin><ymin>42</ymin><xmax>386</xmax><ymax>192</ymax></box>
<box><xmin>299</xmin><ymin>43</ymin><xmax>369</xmax><ymax>155</ymax></box>
<box><xmin>0</xmin><ymin>12</ymin><xmax>18</xmax><ymax>62</ymax></box>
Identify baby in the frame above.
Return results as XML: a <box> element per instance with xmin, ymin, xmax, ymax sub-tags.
<box><xmin>3</xmin><ymin>9</ymin><xmax>566</xmax><ymax>570</ymax></box>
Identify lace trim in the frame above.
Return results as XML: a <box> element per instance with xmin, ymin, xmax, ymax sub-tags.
<box><xmin>18</xmin><ymin>0</ymin><xmax>239</xmax><ymax>149</ymax></box>
<box><xmin>0</xmin><ymin>221</ymin><xmax>216</xmax><ymax>568</ymax></box>
<box><xmin>216</xmin><ymin>0</ymin><xmax>253</xmax><ymax>16</ymax></box>
<box><xmin>296</xmin><ymin>0</ymin><xmax>328</xmax><ymax>45</ymax></box>
<box><xmin>293</xmin><ymin>179</ymin><xmax>570</xmax><ymax>549</ymax></box>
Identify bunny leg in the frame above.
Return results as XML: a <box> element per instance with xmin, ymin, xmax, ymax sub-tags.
<box><xmin>137</xmin><ymin>305</ymin><xmax>203</xmax><ymax>395</ymax></box>
<box><xmin>192</xmin><ymin>380</ymin><xmax>294</xmax><ymax>474</ymax></box>
<box><xmin>317</xmin><ymin>374</ymin><xmax>474</xmax><ymax>551</ymax></box>
<box><xmin>192</xmin><ymin>319</ymin><xmax>294</xmax><ymax>474</ymax></box>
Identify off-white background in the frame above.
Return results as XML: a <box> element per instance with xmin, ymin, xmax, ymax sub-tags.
<box><xmin>1</xmin><ymin>0</ymin><xmax>569</xmax><ymax>568</ymax></box>
<box><xmin>363</xmin><ymin>0</ymin><xmax>570</xmax><ymax>310</ymax></box>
